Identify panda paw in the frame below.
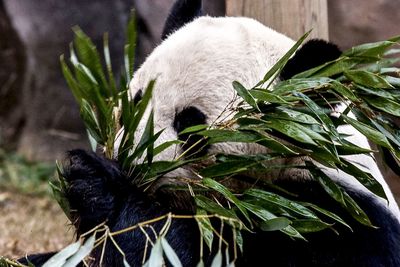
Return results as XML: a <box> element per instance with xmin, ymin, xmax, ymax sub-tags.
<box><xmin>62</xmin><ymin>149</ymin><xmax>129</xmax><ymax>235</ymax></box>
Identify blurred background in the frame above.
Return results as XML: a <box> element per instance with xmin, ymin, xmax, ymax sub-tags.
<box><xmin>0</xmin><ymin>0</ymin><xmax>399</xmax><ymax>259</ymax></box>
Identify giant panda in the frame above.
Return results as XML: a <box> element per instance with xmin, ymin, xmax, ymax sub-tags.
<box><xmin>19</xmin><ymin>0</ymin><xmax>400</xmax><ymax>266</ymax></box>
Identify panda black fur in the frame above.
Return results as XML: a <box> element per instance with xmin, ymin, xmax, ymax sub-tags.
<box><xmin>19</xmin><ymin>0</ymin><xmax>400</xmax><ymax>266</ymax></box>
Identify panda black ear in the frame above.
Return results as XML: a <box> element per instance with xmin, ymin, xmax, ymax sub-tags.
<box><xmin>280</xmin><ymin>39</ymin><xmax>342</xmax><ymax>80</ymax></box>
<box><xmin>162</xmin><ymin>0</ymin><xmax>203</xmax><ymax>40</ymax></box>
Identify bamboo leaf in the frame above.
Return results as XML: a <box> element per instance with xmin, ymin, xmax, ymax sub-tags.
<box><xmin>307</xmin><ymin>162</ymin><xmax>345</xmax><ymax>206</ymax></box>
<box><xmin>196</xmin><ymin>209</ymin><xmax>214</xmax><ymax>251</ymax></box>
<box><xmin>345</xmin><ymin>70</ymin><xmax>394</xmax><ymax>89</ymax></box>
<box><xmin>210</xmin><ymin>251</ymin><xmax>222</xmax><ymax>267</ymax></box>
<box><xmin>364</xmin><ymin>96</ymin><xmax>400</xmax><ymax>117</ymax></box>
<box><xmin>153</xmin><ymin>140</ymin><xmax>183</xmax><ymax>156</ymax></box>
<box><xmin>73</xmin><ymin>27</ymin><xmax>109</xmax><ymax>96</ymax></box>
<box><xmin>341</xmin><ymin>114</ymin><xmax>393</xmax><ymax>149</ymax></box>
<box><xmin>294</xmin><ymin>92</ymin><xmax>341</xmax><ymax>141</ymax></box>
<box><xmin>265</xmin><ymin>119</ymin><xmax>330</xmax><ymax>145</ymax></box>
<box><xmin>42</xmin><ymin>242</ymin><xmax>80</xmax><ymax>267</ymax></box>
<box><xmin>148</xmin><ymin>239</ymin><xmax>164</xmax><ymax>267</ymax></box>
<box><xmin>301</xmin><ymin>202</ymin><xmax>352</xmax><ymax>231</ymax></box>
<box><xmin>80</xmin><ymin>99</ymin><xmax>103</xmax><ymax>143</ymax></box>
<box><xmin>195</xmin><ymin>196</ymin><xmax>238</xmax><ymax>220</ymax></box>
<box><xmin>343</xmin><ymin>37</ymin><xmax>400</xmax><ymax>58</ymax></box>
<box><xmin>250</xmin><ymin>89</ymin><xmax>291</xmax><ymax>104</ymax></box>
<box><xmin>293</xmin><ymin>57</ymin><xmax>358</xmax><ymax>79</ymax></box>
<box><xmin>63</xmin><ymin>235</ymin><xmax>96</xmax><ymax>267</ymax></box>
<box><xmin>259</xmin><ymin>217</ymin><xmax>292</xmax><ymax>231</ymax></box>
<box><xmin>103</xmin><ymin>33</ymin><xmax>118</xmax><ymax>97</ymax></box>
<box><xmin>161</xmin><ymin>237</ymin><xmax>182</xmax><ymax>267</ymax></box>
<box><xmin>291</xmin><ymin>219</ymin><xmax>331</xmax><ymax>233</ymax></box>
<box><xmin>179</xmin><ymin>124</ymin><xmax>209</xmax><ymax>135</ymax></box>
<box><xmin>342</xmin><ymin>191</ymin><xmax>374</xmax><ymax>227</ymax></box>
<box><xmin>340</xmin><ymin>158</ymin><xmax>387</xmax><ymax>200</ymax></box>
<box><xmin>241</xmin><ymin>202</ymin><xmax>304</xmax><ymax>239</ymax></box>
<box><xmin>200</xmin><ymin>160</ymin><xmax>257</xmax><ymax>178</ymax></box>
<box><xmin>245</xmin><ymin>189</ymin><xmax>318</xmax><ymax>219</ymax></box>
<box><xmin>232</xmin><ymin>81</ymin><xmax>259</xmax><ymax>111</ymax></box>
<box><xmin>263</xmin><ymin>107</ymin><xmax>320</xmax><ymax>125</ymax></box>
<box><xmin>202</xmin><ymin>178</ymin><xmax>251</xmax><ymax>224</ymax></box>
<box><xmin>125</xmin><ymin>10</ymin><xmax>137</xmax><ymax>80</ymax></box>
<box><xmin>257</xmin><ymin>31</ymin><xmax>311</xmax><ymax>87</ymax></box>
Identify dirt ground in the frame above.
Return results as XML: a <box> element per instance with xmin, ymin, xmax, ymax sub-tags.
<box><xmin>0</xmin><ymin>190</ymin><xmax>74</xmax><ymax>260</ymax></box>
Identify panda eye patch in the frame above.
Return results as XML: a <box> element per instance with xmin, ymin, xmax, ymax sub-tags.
<box><xmin>133</xmin><ymin>90</ymin><xmax>143</xmax><ymax>104</ymax></box>
<box><xmin>173</xmin><ymin>106</ymin><xmax>209</xmax><ymax>157</ymax></box>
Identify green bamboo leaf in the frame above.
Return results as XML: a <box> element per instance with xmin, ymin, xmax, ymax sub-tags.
<box><xmin>294</xmin><ymin>92</ymin><xmax>341</xmax><ymax>142</ymax></box>
<box><xmin>103</xmin><ymin>33</ymin><xmax>118</xmax><ymax>97</ymax></box>
<box><xmin>343</xmin><ymin>36</ymin><xmax>400</xmax><ymax>58</ymax></box>
<box><xmin>307</xmin><ymin>162</ymin><xmax>373</xmax><ymax>227</ymax></box>
<box><xmin>87</xmin><ymin>130</ymin><xmax>98</xmax><ymax>152</ymax></box>
<box><xmin>49</xmin><ymin>181</ymin><xmax>71</xmax><ymax>220</ymax></box>
<box><xmin>273</xmin><ymin>77</ymin><xmax>331</xmax><ymax>95</ymax></box>
<box><xmin>291</xmin><ymin>219</ymin><xmax>331</xmax><ymax>233</ymax></box>
<box><xmin>60</xmin><ymin>55</ymin><xmax>83</xmax><ymax>102</ymax></box>
<box><xmin>73</xmin><ymin>27</ymin><xmax>108</xmax><ymax>96</ymax></box>
<box><xmin>345</xmin><ymin>70</ymin><xmax>394</xmax><ymax>89</ymax></box>
<box><xmin>202</xmin><ymin>178</ymin><xmax>251</xmax><ymax>224</ymax></box>
<box><xmin>245</xmin><ymin>189</ymin><xmax>318</xmax><ymax>219</ymax></box>
<box><xmin>196</xmin><ymin>209</ymin><xmax>214</xmax><ymax>251</ymax></box>
<box><xmin>356</xmin><ymin>85</ymin><xmax>395</xmax><ymax>100</ymax></box>
<box><xmin>363</xmin><ymin>58</ymin><xmax>400</xmax><ymax>73</ymax></box>
<box><xmin>200</xmin><ymin>129</ymin><xmax>263</xmax><ymax>144</ymax></box>
<box><xmin>153</xmin><ymin>140</ymin><xmax>183</xmax><ymax>156</ymax></box>
<box><xmin>293</xmin><ymin>57</ymin><xmax>358</xmax><ymax>79</ymax></box>
<box><xmin>200</xmin><ymin>129</ymin><xmax>297</xmax><ymax>155</ymax></box>
<box><xmin>384</xmin><ymin>76</ymin><xmax>400</xmax><ymax>87</ymax></box>
<box><xmin>141</xmin><ymin>158</ymin><xmax>200</xmax><ymax>180</ymax></box>
<box><xmin>301</xmin><ymin>202</ymin><xmax>352</xmax><ymax>231</ymax></box>
<box><xmin>364</xmin><ymin>96</ymin><xmax>400</xmax><ymax>117</ymax></box>
<box><xmin>257</xmin><ymin>31</ymin><xmax>311</xmax><ymax>87</ymax></box>
<box><xmin>340</xmin><ymin>158</ymin><xmax>386</xmax><ymax>200</ymax></box>
<box><xmin>342</xmin><ymin>191</ymin><xmax>374</xmax><ymax>227</ymax></box>
<box><xmin>80</xmin><ymin>99</ymin><xmax>103</xmax><ymax>143</ymax></box>
<box><xmin>232</xmin><ymin>81</ymin><xmax>259</xmax><ymax>111</ymax></box>
<box><xmin>119</xmin><ymin>80</ymin><xmax>155</xmax><ymax>160</ymax></box>
<box><xmin>136</xmin><ymin>111</ymin><xmax>155</xmax><ymax>164</ymax></box>
<box><xmin>336</xmin><ymin>140</ymin><xmax>374</xmax><ymax>155</ymax></box>
<box><xmin>341</xmin><ymin>114</ymin><xmax>393</xmax><ymax>149</ymax></box>
<box><xmin>120</xmin><ymin>90</ymin><xmax>132</xmax><ymax>128</ymax></box>
<box><xmin>125</xmin><ymin>10</ymin><xmax>137</xmax><ymax>80</ymax></box>
<box><xmin>330</xmin><ymin>81</ymin><xmax>358</xmax><ymax>102</ymax></box>
<box><xmin>368</xmin><ymin>119</ymin><xmax>400</xmax><ymax>148</ymax></box>
<box><xmin>307</xmin><ymin>162</ymin><xmax>345</xmax><ymax>206</ymax></box>
<box><xmin>241</xmin><ymin>202</ymin><xmax>304</xmax><ymax>239</ymax></box>
<box><xmin>259</xmin><ymin>217</ymin><xmax>292</xmax><ymax>231</ymax></box>
<box><xmin>161</xmin><ymin>237</ymin><xmax>182</xmax><ymax>267</ymax></box>
<box><xmin>265</xmin><ymin>119</ymin><xmax>330</xmax><ymax>145</ymax></box>
<box><xmin>179</xmin><ymin>124</ymin><xmax>209</xmax><ymax>135</ymax></box>
<box><xmin>263</xmin><ymin>108</ymin><xmax>319</xmax><ymax>125</ymax></box>
<box><xmin>71</xmin><ymin>61</ymin><xmax>108</xmax><ymax>117</ymax></box>
<box><xmin>195</xmin><ymin>196</ymin><xmax>238</xmax><ymax>220</ymax></box>
<box><xmin>200</xmin><ymin>160</ymin><xmax>256</xmax><ymax>177</ymax></box>
<box><xmin>250</xmin><ymin>89</ymin><xmax>291</xmax><ymax>104</ymax></box>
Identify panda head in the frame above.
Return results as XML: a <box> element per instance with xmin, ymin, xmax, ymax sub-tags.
<box><xmin>116</xmin><ymin>0</ymin><xmax>341</xmax><ymax>188</ymax></box>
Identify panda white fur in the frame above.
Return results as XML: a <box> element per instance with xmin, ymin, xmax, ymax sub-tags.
<box><xmin>125</xmin><ymin>1</ymin><xmax>400</xmax><ymax>218</ymax></box>
<box><xmin>20</xmin><ymin>0</ymin><xmax>400</xmax><ymax>266</ymax></box>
